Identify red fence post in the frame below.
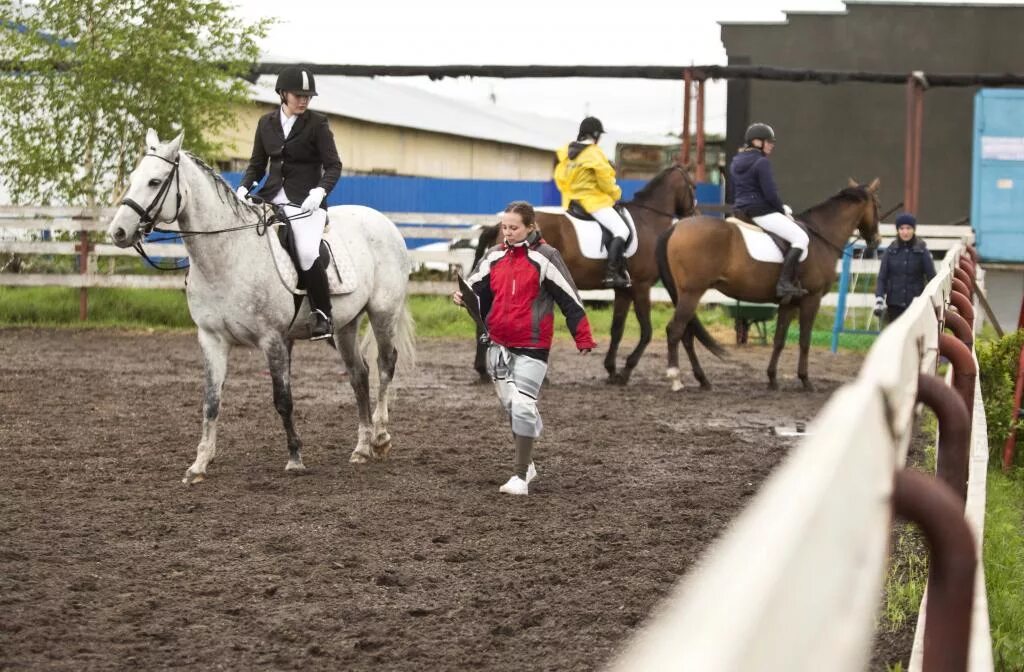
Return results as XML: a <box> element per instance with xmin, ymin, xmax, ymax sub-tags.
<box><xmin>680</xmin><ymin>69</ymin><xmax>692</xmax><ymax>166</ymax></box>
<box><xmin>695</xmin><ymin>78</ymin><xmax>706</xmax><ymax>182</ymax></box>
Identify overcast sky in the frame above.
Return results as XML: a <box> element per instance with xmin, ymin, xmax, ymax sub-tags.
<box><xmin>229</xmin><ymin>0</ymin><xmax>1023</xmax><ymax>136</ymax></box>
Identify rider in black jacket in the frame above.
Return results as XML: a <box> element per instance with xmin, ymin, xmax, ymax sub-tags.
<box><xmin>238</xmin><ymin>65</ymin><xmax>342</xmax><ymax>340</ymax></box>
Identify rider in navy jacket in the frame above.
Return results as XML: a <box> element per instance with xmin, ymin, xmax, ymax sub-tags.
<box><xmin>731</xmin><ymin>148</ymin><xmax>785</xmax><ymax>217</ymax></box>
<box><xmin>874</xmin><ymin>213</ymin><xmax>936</xmax><ymax>323</ymax></box>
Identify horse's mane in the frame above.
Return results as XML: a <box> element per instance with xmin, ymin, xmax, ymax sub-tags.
<box><xmin>799</xmin><ymin>185</ymin><xmax>871</xmax><ymax>221</ymax></box>
<box><xmin>632</xmin><ymin>164</ymin><xmax>683</xmax><ymax>201</ymax></box>
<box><xmin>183</xmin><ymin>151</ymin><xmax>259</xmax><ymax>220</ymax></box>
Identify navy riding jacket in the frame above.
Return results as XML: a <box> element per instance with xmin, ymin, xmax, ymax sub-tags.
<box><xmin>874</xmin><ymin>237</ymin><xmax>937</xmax><ymax>308</ymax></box>
<box><xmin>729</xmin><ymin>149</ymin><xmax>785</xmax><ymax>217</ymax></box>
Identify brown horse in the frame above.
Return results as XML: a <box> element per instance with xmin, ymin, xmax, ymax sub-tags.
<box><xmin>472</xmin><ymin>163</ymin><xmax>704</xmax><ymax>384</ymax></box>
<box><xmin>658</xmin><ymin>178</ymin><xmax>882</xmax><ymax>392</ymax></box>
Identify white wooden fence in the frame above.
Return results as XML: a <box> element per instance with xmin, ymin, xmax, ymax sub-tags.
<box><xmin>608</xmin><ymin>236</ymin><xmax>992</xmax><ymax>671</ymax></box>
<box><xmin>0</xmin><ymin>206</ymin><xmax>973</xmax><ymax>313</ymax></box>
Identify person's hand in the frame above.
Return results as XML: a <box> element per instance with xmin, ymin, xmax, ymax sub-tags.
<box><xmin>301</xmin><ymin>187</ymin><xmax>326</xmax><ymax>213</ymax></box>
<box><xmin>452</xmin><ymin>290</ymin><xmax>464</xmax><ymax>307</ymax></box>
<box><xmin>783</xmin><ymin>204</ymin><xmax>793</xmax><ymax>218</ymax></box>
<box><xmin>873</xmin><ymin>296</ymin><xmax>885</xmax><ymax>317</ymax></box>
<box><xmin>235</xmin><ymin>185</ymin><xmax>249</xmax><ymax>201</ymax></box>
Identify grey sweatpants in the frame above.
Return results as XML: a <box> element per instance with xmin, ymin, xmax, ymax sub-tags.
<box><xmin>486</xmin><ymin>344</ymin><xmax>548</xmax><ymax>438</ymax></box>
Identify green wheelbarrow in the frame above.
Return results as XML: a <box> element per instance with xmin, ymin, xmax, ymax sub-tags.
<box><xmin>722</xmin><ymin>301</ymin><xmax>778</xmax><ymax>345</ymax></box>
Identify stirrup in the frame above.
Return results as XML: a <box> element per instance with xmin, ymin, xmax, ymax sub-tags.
<box><xmin>309</xmin><ymin>309</ymin><xmax>333</xmax><ymax>341</ymax></box>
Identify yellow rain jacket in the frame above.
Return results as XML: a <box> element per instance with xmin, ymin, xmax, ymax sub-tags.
<box><xmin>553</xmin><ymin>142</ymin><xmax>622</xmax><ymax>212</ymax></box>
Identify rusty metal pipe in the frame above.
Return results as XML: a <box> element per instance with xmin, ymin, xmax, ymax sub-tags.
<box><xmin>944</xmin><ymin>310</ymin><xmax>974</xmax><ymax>349</ymax></box>
<box><xmin>892</xmin><ymin>468</ymin><xmax>976</xmax><ymax>672</ymax></box>
<box><xmin>681</xmin><ymin>69</ymin><xmax>692</xmax><ymax>165</ymax></box>
<box><xmin>695</xmin><ymin>79</ymin><xmax>706</xmax><ymax>182</ymax></box>
<box><xmin>966</xmin><ymin>244</ymin><xmax>979</xmax><ymax>264</ymax></box>
<box><xmin>949</xmin><ymin>290</ymin><xmax>975</xmax><ymax>325</ymax></box>
<box><xmin>951</xmin><ymin>277</ymin><xmax>970</xmax><ymax>297</ymax></box>
<box><xmin>954</xmin><ymin>267</ymin><xmax>974</xmax><ymax>298</ymax></box>
<box><xmin>917</xmin><ymin>374</ymin><xmax>971</xmax><ymax>503</ymax></box>
<box><xmin>938</xmin><ymin>333</ymin><xmax>977</xmax><ymax>426</ymax></box>
<box><xmin>958</xmin><ymin>255</ymin><xmax>976</xmax><ymax>278</ymax></box>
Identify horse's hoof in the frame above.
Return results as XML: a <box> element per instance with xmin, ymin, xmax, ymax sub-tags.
<box><xmin>349</xmin><ymin>451</ymin><xmax>370</xmax><ymax>464</ymax></box>
<box><xmin>182</xmin><ymin>469</ymin><xmax>205</xmax><ymax>485</ymax></box>
<box><xmin>671</xmin><ymin>379</ymin><xmax>684</xmax><ymax>392</ymax></box>
<box><xmin>767</xmin><ymin>381</ymin><xmax>779</xmax><ymax>391</ymax></box>
<box><xmin>371</xmin><ymin>432</ymin><xmax>392</xmax><ymax>459</ymax></box>
<box><xmin>285</xmin><ymin>459</ymin><xmax>306</xmax><ymax>472</ymax></box>
<box><xmin>800</xmin><ymin>379</ymin><xmax>816</xmax><ymax>392</ymax></box>
<box><xmin>698</xmin><ymin>381</ymin><xmax>712</xmax><ymax>391</ymax></box>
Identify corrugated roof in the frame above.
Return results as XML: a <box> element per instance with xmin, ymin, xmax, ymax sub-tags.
<box><xmin>251</xmin><ymin>75</ymin><xmax>680</xmax><ymax>153</ymax></box>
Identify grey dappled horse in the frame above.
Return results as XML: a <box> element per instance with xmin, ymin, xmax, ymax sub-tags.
<box><xmin>108</xmin><ymin>130</ymin><xmax>414</xmax><ymax>483</ymax></box>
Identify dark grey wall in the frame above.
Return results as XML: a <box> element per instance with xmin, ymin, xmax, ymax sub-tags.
<box><xmin>721</xmin><ymin>2</ymin><xmax>1024</xmax><ymax>223</ymax></box>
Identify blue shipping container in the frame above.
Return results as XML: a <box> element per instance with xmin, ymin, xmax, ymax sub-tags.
<box><xmin>972</xmin><ymin>89</ymin><xmax>1024</xmax><ymax>263</ymax></box>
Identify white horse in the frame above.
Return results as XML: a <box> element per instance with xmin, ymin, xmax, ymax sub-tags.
<box><xmin>108</xmin><ymin>130</ymin><xmax>414</xmax><ymax>483</ymax></box>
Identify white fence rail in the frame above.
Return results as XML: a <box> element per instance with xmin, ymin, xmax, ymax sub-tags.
<box><xmin>0</xmin><ymin>207</ymin><xmax>973</xmax><ymax>313</ymax></box>
<box><xmin>608</xmin><ymin>236</ymin><xmax>992</xmax><ymax>671</ymax></box>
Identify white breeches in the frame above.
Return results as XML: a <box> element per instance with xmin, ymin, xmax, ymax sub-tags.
<box><xmin>280</xmin><ymin>204</ymin><xmax>327</xmax><ymax>271</ymax></box>
<box><xmin>752</xmin><ymin>211</ymin><xmax>808</xmax><ymax>250</ymax></box>
<box><xmin>486</xmin><ymin>345</ymin><xmax>547</xmax><ymax>438</ymax></box>
<box><xmin>590</xmin><ymin>207</ymin><xmax>630</xmax><ymax>240</ymax></box>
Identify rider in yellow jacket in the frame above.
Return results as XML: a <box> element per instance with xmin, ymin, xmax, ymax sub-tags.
<box><xmin>554</xmin><ymin>117</ymin><xmax>631</xmax><ymax>288</ymax></box>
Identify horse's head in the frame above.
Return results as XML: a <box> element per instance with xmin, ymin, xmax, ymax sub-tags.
<box><xmin>848</xmin><ymin>177</ymin><xmax>882</xmax><ymax>251</ymax></box>
<box><xmin>632</xmin><ymin>162</ymin><xmax>697</xmax><ymax>219</ymax></box>
<box><xmin>108</xmin><ymin>129</ymin><xmax>185</xmax><ymax>248</ymax></box>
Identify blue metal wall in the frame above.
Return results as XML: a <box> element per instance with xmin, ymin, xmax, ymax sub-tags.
<box><xmin>224</xmin><ymin>172</ymin><xmax>722</xmax><ymax>214</ymax></box>
<box><xmin>972</xmin><ymin>90</ymin><xmax>1024</xmax><ymax>263</ymax></box>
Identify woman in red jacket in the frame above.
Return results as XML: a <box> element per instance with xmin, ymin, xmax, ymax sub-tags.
<box><xmin>455</xmin><ymin>201</ymin><xmax>596</xmax><ymax>495</ymax></box>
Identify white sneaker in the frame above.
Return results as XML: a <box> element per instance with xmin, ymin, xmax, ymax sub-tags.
<box><xmin>499</xmin><ymin>475</ymin><xmax>529</xmax><ymax>496</ymax></box>
<box><xmin>526</xmin><ymin>462</ymin><xmax>537</xmax><ymax>484</ymax></box>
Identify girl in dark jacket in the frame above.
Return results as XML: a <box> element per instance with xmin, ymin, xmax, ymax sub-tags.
<box><xmin>454</xmin><ymin>201</ymin><xmax>596</xmax><ymax>496</ymax></box>
<box><xmin>873</xmin><ymin>214</ymin><xmax>937</xmax><ymax>323</ymax></box>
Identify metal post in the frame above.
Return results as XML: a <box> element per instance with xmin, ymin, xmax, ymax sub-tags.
<box><xmin>892</xmin><ymin>468</ymin><xmax>976</xmax><ymax>672</ymax></box>
<box><xmin>911</xmin><ymin>77</ymin><xmax>925</xmax><ymax>214</ymax></box>
<box><xmin>695</xmin><ymin>78</ymin><xmax>706</xmax><ymax>182</ymax></box>
<box><xmin>944</xmin><ymin>310</ymin><xmax>973</xmax><ymax>349</ymax></box>
<box><xmin>681</xmin><ymin>69</ymin><xmax>692</xmax><ymax>165</ymax></box>
<box><xmin>904</xmin><ymin>77</ymin><xmax>916</xmax><ymax>214</ymax></box>
<box><xmin>949</xmin><ymin>290</ymin><xmax>975</xmax><ymax>325</ymax></box>
<box><xmin>831</xmin><ymin>243</ymin><xmax>855</xmax><ymax>352</ymax></box>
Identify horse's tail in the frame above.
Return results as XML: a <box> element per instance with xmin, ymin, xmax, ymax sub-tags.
<box><xmin>655</xmin><ymin>223</ymin><xmax>679</xmax><ymax>305</ymax></box>
<box><xmin>655</xmin><ymin>221</ymin><xmax>728</xmax><ymax>360</ymax></box>
<box><xmin>687</xmin><ymin>316</ymin><xmax>728</xmax><ymax>360</ymax></box>
<box><xmin>361</xmin><ymin>300</ymin><xmax>417</xmax><ymax>384</ymax></box>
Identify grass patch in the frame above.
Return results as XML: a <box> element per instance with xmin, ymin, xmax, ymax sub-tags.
<box><xmin>985</xmin><ymin>468</ymin><xmax>1024</xmax><ymax>670</ymax></box>
<box><xmin>0</xmin><ymin>286</ymin><xmax>876</xmax><ymax>353</ymax></box>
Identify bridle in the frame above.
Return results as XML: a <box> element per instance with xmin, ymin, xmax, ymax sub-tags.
<box><xmin>119</xmin><ymin>152</ymin><xmax>182</xmax><ymax>237</ymax></box>
<box><xmin>626</xmin><ymin>164</ymin><xmax>696</xmax><ymax>219</ymax></box>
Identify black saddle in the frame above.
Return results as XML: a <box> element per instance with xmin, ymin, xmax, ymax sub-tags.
<box><xmin>275</xmin><ymin>213</ymin><xmax>332</xmax><ymax>291</ymax></box>
<box><xmin>566</xmin><ymin>200</ymin><xmax>635</xmax><ymax>252</ymax></box>
<box><xmin>731</xmin><ymin>208</ymin><xmax>809</xmax><ymax>256</ymax></box>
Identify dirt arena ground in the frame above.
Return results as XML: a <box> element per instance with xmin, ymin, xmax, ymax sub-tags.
<box><xmin>1</xmin><ymin>328</ymin><xmax>890</xmax><ymax>671</ymax></box>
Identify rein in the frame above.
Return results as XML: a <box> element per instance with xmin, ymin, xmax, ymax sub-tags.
<box><xmin>120</xmin><ymin>152</ymin><xmax>314</xmax><ymax>270</ymax></box>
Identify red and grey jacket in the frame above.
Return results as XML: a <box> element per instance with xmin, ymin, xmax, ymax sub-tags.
<box><xmin>467</xmin><ymin>231</ymin><xmax>595</xmax><ymax>355</ymax></box>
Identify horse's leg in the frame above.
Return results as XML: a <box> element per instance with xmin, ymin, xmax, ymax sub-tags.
<box><xmin>681</xmin><ymin>320</ymin><xmax>712</xmax><ymax>390</ymax></box>
<box><xmin>335</xmin><ymin>317</ymin><xmax>374</xmax><ymax>463</ymax></box>
<box><xmin>665</xmin><ymin>291</ymin><xmax>700</xmax><ymax>392</ymax></box>
<box><xmin>617</xmin><ymin>285</ymin><xmax>653</xmax><ymax>385</ymax></box>
<box><xmin>264</xmin><ymin>336</ymin><xmax>305</xmax><ymax>472</ymax></box>
<box><xmin>367</xmin><ymin>312</ymin><xmax>400</xmax><ymax>459</ymax></box>
<box><xmin>605</xmin><ymin>288</ymin><xmax>632</xmax><ymax>383</ymax></box>
<box><xmin>767</xmin><ymin>302</ymin><xmax>798</xmax><ymax>390</ymax></box>
<box><xmin>183</xmin><ymin>329</ymin><xmax>230</xmax><ymax>485</ymax></box>
<box><xmin>797</xmin><ymin>295</ymin><xmax>823</xmax><ymax>392</ymax></box>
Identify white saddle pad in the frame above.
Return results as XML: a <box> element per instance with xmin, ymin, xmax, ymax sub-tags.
<box><xmin>726</xmin><ymin>217</ymin><xmax>809</xmax><ymax>264</ymax></box>
<box><xmin>535</xmin><ymin>206</ymin><xmax>639</xmax><ymax>260</ymax></box>
<box><xmin>267</xmin><ymin>223</ymin><xmax>357</xmax><ymax>295</ymax></box>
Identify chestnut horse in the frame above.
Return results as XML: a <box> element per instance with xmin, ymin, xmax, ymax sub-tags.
<box><xmin>658</xmin><ymin>178</ymin><xmax>881</xmax><ymax>392</ymax></box>
<box><xmin>472</xmin><ymin>163</ymin><xmax>702</xmax><ymax>384</ymax></box>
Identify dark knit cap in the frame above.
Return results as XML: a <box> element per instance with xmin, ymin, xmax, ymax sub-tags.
<box><xmin>895</xmin><ymin>213</ymin><xmax>917</xmax><ymax>229</ymax></box>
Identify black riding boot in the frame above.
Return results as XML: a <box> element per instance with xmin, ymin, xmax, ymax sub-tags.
<box><xmin>602</xmin><ymin>237</ymin><xmax>631</xmax><ymax>289</ymax></box>
<box><xmin>301</xmin><ymin>261</ymin><xmax>334</xmax><ymax>341</ymax></box>
<box><xmin>776</xmin><ymin>247</ymin><xmax>808</xmax><ymax>302</ymax></box>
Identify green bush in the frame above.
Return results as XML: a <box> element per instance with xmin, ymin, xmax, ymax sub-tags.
<box><xmin>977</xmin><ymin>329</ymin><xmax>1024</xmax><ymax>466</ymax></box>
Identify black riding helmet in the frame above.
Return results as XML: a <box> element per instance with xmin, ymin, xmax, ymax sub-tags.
<box><xmin>744</xmin><ymin>122</ymin><xmax>775</xmax><ymax>145</ymax></box>
<box><xmin>577</xmin><ymin>116</ymin><xmax>605</xmax><ymax>141</ymax></box>
<box><xmin>275</xmin><ymin>65</ymin><xmax>318</xmax><ymax>96</ymax></box>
